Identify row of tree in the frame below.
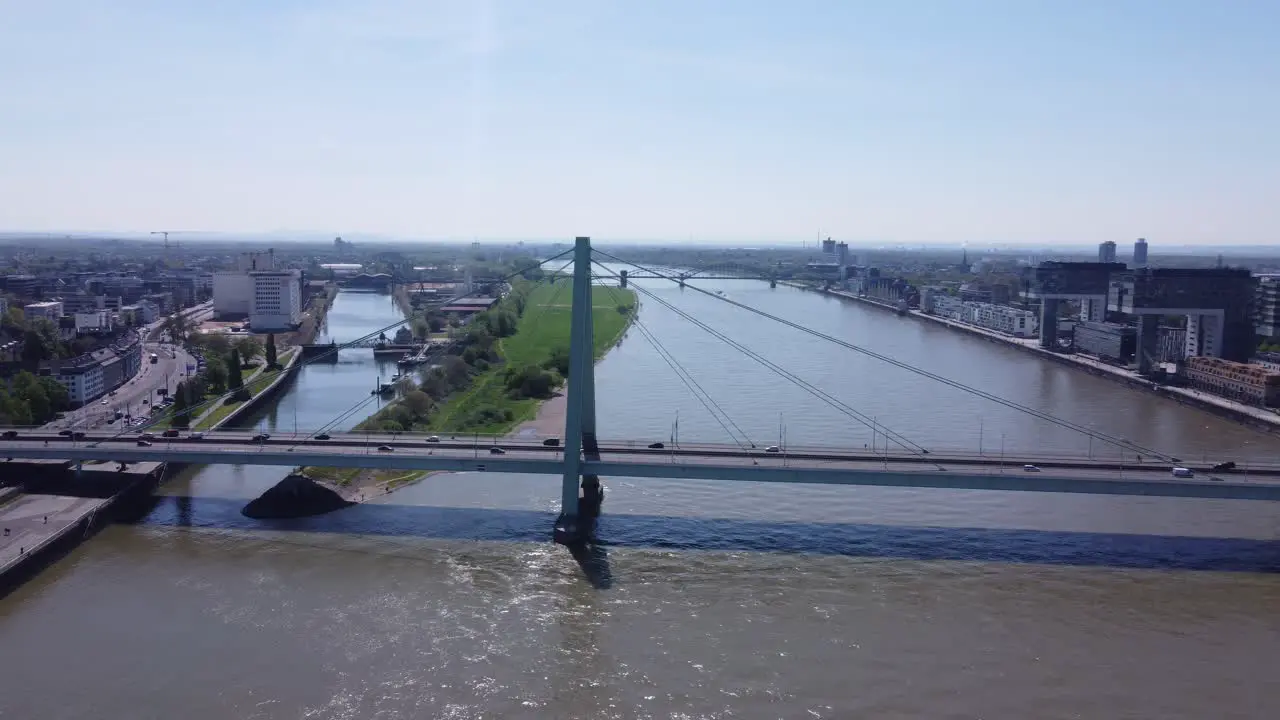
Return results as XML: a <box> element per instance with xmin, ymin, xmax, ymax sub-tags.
<box><xmin>0</xmin><ymin>371</ymin><xmax>71</xmax><ymax>426</ymax></box>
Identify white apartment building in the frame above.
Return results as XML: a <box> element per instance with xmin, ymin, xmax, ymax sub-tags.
<box><xmin>23</xmin><ymin>300</ymin><xmax>63</xmax><ymax>322</ymax></box>
<box><xmin>249</xmin><ymin>270</ymin><xmax>302</xmax><ymax>330</ymax></box>
<box><xmin>54</xmin><ymin>363</ymin><xmax>106</xmax><ymax>405</ymax></box>
<box><xmin>75</xmin><ymin>310</ymin><xmax>114</xmax><ymax>334</ymax></box>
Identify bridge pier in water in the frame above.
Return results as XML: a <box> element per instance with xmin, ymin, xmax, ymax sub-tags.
<box><xmin>555</xmin><ymin>236</ymin><xmax>605</xmax><ymax>545</ymax></box>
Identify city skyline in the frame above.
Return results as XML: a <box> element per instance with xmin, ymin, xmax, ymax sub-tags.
<box><xmin>2</xmin><ymin>1</ymin><xmax>1278</xmax><ymax>245</ymax></box>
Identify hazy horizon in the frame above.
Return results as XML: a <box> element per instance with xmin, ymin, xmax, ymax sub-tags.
<box><xmin>2</xmin><ymin>2</ymin><xmax>1277</xmax><ymax>246</ymax></box>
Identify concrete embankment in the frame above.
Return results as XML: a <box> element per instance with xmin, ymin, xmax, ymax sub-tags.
<box><xmin>0</xmin><ymin>461</ymin><xmax>166</xmax><ymax>596</ymax></box>
<box><xmin>800</xmin><ymin>283</ymin><xmax>1280</xmax><ymax>434</ymax></box>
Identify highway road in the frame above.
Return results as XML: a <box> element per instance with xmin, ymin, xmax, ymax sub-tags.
<box><xmin>5</xmin><ymin>429</ymin><xmax>1280</xmax><ymax>501</ymax></box>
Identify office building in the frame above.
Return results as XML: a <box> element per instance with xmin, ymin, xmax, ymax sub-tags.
<box><xmin>74</xmin><ymin>310</ymin><xmax>114</xmax><ymax>334</ymax></box>
<box><xmin>249</xmin><ymin>269</ymin><xmax>303</xmax><ymax>330</ymax></box>
<box><xmin>1073</xmin><ymin>322</ymin><xmax>1136</xmax><ymax>363</ymax></box>
<box><xmin>1</xmin><ymin>274</ymin><xmax>38</xmax><ymax>298</ymax></box>
<box><xmin>1183</xmin><ymin>356</ymin><xmax>1280</xmax><ymax>407</ymax></box>
<box><xmin>1133</xmin><ymin>238</ymin><xmax>1149</xmax><ymax>268</ymax></box>
<box><xmin>1111</xmin><ymin>267</ymin><xmax>1255</xmax><ymax>372</ymax></box>
<box><xmin>23</xmin><ymin>301</ymin><xmax>63</xmax><ymax>322</ymax></box>
<box><xmin>0</xmin><ymin>296</ymin><xmax>7</xmax><ymax>319</ymax></box>
<box><xmin>1097</xmin><ymin>241</ymin><xmax>1117</xmax><ymax>263</ymax></box>
<box><xmin>1255</xmin><ymin>275</ymin><xmax>1280</xmax><ymax>339</ymax></box>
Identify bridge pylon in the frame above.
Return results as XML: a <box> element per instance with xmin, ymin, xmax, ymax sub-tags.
<box><xmin>555</xmin><ymin>236</ymin><xmax>604</xmax><ymax>544</ymax></box>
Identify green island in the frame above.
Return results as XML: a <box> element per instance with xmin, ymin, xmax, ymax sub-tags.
<box><xmin>354</xmin><ymin>277</ymin><xmax>637</xmax><ymax>436</ymax></box>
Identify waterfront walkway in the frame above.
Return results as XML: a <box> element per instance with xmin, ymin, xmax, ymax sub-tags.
<box><xmin>0</xmin><ymin>494</ymin><xmax>111</xmax><ymax>575</ymax></box>
<box><xmin>813</xmin><ymin>286</ymin><xmax>1280</xmax><ymax>431</ymax></box>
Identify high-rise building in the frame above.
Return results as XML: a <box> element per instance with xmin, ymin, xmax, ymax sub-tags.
<box><xmin>1097</xmin><ymin>241</ymin><xmax>1117</xmax><ymax>263</ymax></box>
<box><xmin>249</xmin><ymin>270</ymin><xmax>303</xmax><ymax>330</ymax></box>
<box><xmin>1133</xmin><ymin>238</ymin><xmax>1149</xmax><ymax>268</ymax></box>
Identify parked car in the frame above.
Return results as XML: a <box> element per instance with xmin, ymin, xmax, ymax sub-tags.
<box><xmin>489</xmin><ymin>447</ymin><xmax>506</xmax><ymax>455</ymax></box>
<box><xmin>542</xmin><ymin>438</ymin><xmax>560</xmax><ymax>447</ymax></box>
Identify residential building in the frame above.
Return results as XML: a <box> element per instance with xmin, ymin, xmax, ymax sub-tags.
<box><xmin>1</xmin><ymin>274</ymin><xmax>38</xmax><ymax>298</ymax></box>
<box><xmin>41</xmin><ymin>330</ymin><xmax>141</xmax><ymax>406</ymax></box>
<box><xmin>1074</xmin><ymin>321</ymin><xmax>1137</xmax><ymax>363</ymax></box>
<box><xmin>249</xmin><ymin>270</ymin><xmax>302</xmax><ymax>330</ymax></box>
<box><xmin>1254</xmin><ymin>351</ymin><xmax>1280</xmax><ymax>373</ymax></box>
<box><xmin>968</xmin><ymin>303</ymin><xmax>1039</xmax><ymax>337</ymax></box>
<box><xmin>1183</xmin><ymin>356</ymin><xmax>1280</xmax><ymax>406</ymax></box>
<box><xmin>50</xmin><ymin>359</ymin><xmax>105</xmax><ymax>406</ymax></box>
<box><xmin>119</xmin><ymin>302</ymin><xmax>158</xmax><ymax>327</ymax></box>
<box><xmin>1098</xmin><ymin>241</ymin><xmax>1117</xmax><ymax>263</ymax></box>
<box><xmin>1133</xmin><ymin>238</ymin><xmax>1149</xmax><ymax>268</ymax></box>
<box><xmin>75</xmin><ymin>310</ymin><xmax>114</xmax><ymax>334</ymax></box>
<box><xmin>23</xmin><ymin>301</ymin><xmax>63</xmax><ymax>322</ymax></box>
<box><xmin>1255</xmin><ymin>275</ymin><xmax>1280</xmax><ymax>339</ymax></box>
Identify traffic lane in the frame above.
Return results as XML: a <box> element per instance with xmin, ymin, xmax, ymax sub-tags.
<box><xmin>13</xmin><ymin>430</ymin><xmax>1278</xmax><ymax>477</ymax></box>
<box><xmin>6</xmin><ymin>438</ymin><xmax>1274</xmax><ymax>488</ymax></box>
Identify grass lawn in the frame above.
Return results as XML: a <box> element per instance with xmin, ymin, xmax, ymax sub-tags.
<box><xmin>426</xmin><ymin>280</ymin><xmax>636</xmax><ymax>434</ymax></box>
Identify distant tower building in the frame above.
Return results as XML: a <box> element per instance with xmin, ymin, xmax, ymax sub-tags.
<box><xmin>822</xmin><ymin>237</ymin><xmax>836</xmax><ymax>254</ymax></box>
<box><xmin>1097</xmin><ymin>241</ymin><xmax>1117</xmax><ymax>263</ymax></box>
<box><xmin>1133</xmin><ymin>238</ymin><xmax>1148</xmax><ymax>268</ymax></box>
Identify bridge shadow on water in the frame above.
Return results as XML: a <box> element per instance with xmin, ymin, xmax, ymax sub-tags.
<box><xmin>122</xmin><ymin>495</ymin><xmax>1280</xmax><ymax>580</ymax></box>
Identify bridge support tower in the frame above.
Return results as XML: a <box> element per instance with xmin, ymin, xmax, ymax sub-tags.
<box><xmin>619</xmin><ymin>269</ymin><xmax>628</xmax><ymax>289</ymax></box>
<box><xmin>554</xmin><ymin>236</ymin><xmax>605</xmax><ymax>545</ymax></box>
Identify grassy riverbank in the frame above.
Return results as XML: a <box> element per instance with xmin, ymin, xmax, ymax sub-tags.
<box><xmin>424</xmin><ymin>280</ymin><xmax>636</xmax><ymax>434</ymax></box>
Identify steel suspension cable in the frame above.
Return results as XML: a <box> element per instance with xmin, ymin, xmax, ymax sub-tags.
<box><xmin>595</xmin><ymin>249</ymin><xmax>1173</xmax><ymax>462</ymax></box>
<box><xmin>595</xmin><ymin>261</ymin><xmax>930</xmax><ymax>459</ymax></box>
<box><xmin>596</xmin><ymin>278</ymin><xmax>756</xmax><ymax>448</ymax></box>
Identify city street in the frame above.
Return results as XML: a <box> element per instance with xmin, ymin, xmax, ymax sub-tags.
<box><xmin>45</xmin><ymin>306</ymin><xmax>210</xmax><ymax>431</ymax></box>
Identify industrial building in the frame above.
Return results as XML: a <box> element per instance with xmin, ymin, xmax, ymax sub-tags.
<box><xmin>1073</xmin><ymin>322</ymin><xmax>1136</xmax><ymax>363</ymax></box>
<box><xmin>1183</xmin><ymin>356</ymin><xmax>1280</xmax><ymax>407</ymax></box>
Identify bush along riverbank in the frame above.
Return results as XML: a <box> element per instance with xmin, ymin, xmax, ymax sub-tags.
<box><xmin>356</xmin><ymin>277</ymin><xmax>636</xmax><ymax>436</ymax></box>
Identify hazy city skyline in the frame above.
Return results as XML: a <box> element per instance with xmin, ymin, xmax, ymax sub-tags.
<box><xmin>2</xmin><ymin>1</ymin><xmax>1277</xmax><ymax>246</ymax></box>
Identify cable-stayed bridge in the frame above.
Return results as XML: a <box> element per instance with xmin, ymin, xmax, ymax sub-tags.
<box><xmin>6</xmin><ymin>237</ymin><xmax>1274</xmax><ymax>544</ymax></box>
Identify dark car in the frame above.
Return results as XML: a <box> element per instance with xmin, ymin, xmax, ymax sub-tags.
<box><xmin>71</xmin><ymin>431</ymin><xmax>86</xmax><ymax>440</ymax></box>
<box><xmin>489</xmin><ymin>447</ymin><xmax>506</xmax><ymax>455</ymax></box>
<box><xmin>377</xmin><ymin>445</ymin><xmax>394</xmax><ymax>453</ymax></box>
<box><xmin>1</xmin><ymin>430</ymin><xmax>18</xmax><ymax>439</ymax></box>
<box><xmin>542</xmin><ymin>438</ymin><xmax>560</xmax><ymax>447</ymax></box>
<box><xmin>162</xmin><ymin>429</ymin><xmax>180</xmax><ymax>438</ymax></box>
<box><xmin>1212</xmin><ymin>461</ymin><xmax>1237</xmax><ymax>472</ymax></box>
<box><xmin>139</xmin><ymin>432</ymin><xmax>155</xmax><ymax>440</ymax></box>
<box><xmin>252</xmin><ymin>433</ymin><xmax>270</xmax><ymax>442</ymax></box>
<box><xmin>647</xmin><ymin>442</ymin><xmax>664</xmax><ymax>449</ymax></box>
<box><xmin>137</xmin><ymin>439</ymin><xmax>152</xmax><ymax>447</ymax></box>
<box><xmin>314</xmin><ymin>433</ymin><xmax>331</xmax><ymax>440</ymax></box>
<box><xmin>58</xmin><ymin>429</ymin><xmax>73</xmax><ymax>437</ymax></box>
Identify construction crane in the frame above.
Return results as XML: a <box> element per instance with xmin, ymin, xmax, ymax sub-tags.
<box><xmin>150</xmin><ymin>230</ymin><xmax>187</xmax><ymax>268</ymax></box>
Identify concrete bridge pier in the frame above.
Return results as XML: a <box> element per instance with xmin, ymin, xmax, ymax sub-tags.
<box><xmin>619</xmin><ymin>269</ymin><xmax>628</xmax><ymax>289</ymax></box>
<box><xmin>555</xmin><ymin>236</ymin><xmax>604</xmax><ymax>545</ymax></box>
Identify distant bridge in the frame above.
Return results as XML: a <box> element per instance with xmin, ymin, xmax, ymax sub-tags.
<box><xmin>618</xmin><ymin>262</ymin><xmax>780</xmax><ymax>287</ymax></box>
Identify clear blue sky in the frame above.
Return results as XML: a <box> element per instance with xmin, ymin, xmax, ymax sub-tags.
<box><xmin>1</xmin><ymin>0</ymin><xmax>1277</xmax><ymax>245</ymax></box>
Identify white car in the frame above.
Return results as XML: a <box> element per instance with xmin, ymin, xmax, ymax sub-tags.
<box><xmin>1023</xmin><ymin>464</ymin><xmax>1041</xmax><ymax>472</ymax></box>
<box><xmin>101</xmin><ymin>399</ymin><xmax>109</xmax><ymax>405</ymax></box>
